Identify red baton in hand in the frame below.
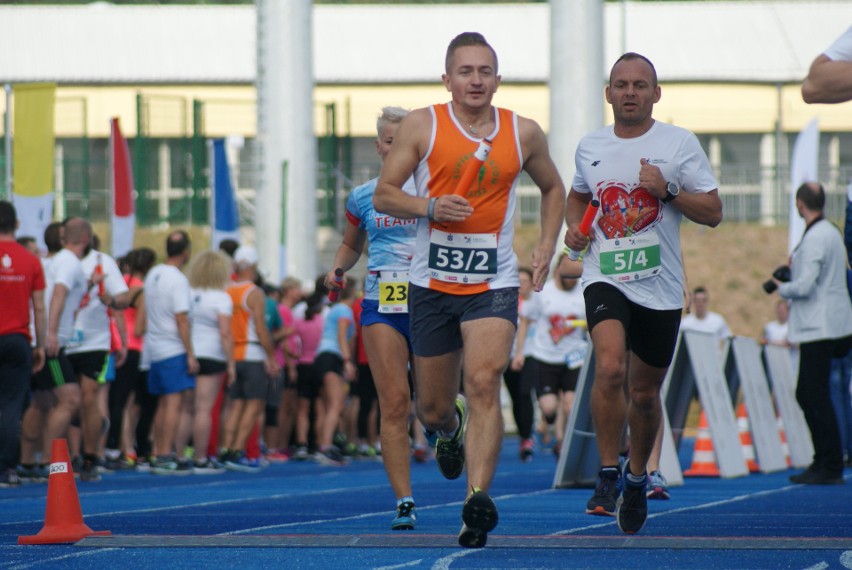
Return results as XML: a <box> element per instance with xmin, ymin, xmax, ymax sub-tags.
<box><xmin>454</xmin><ymin>138</ymin><xmax>492</xmax><ymax>196</ymax></box>
<box><xmin>567</xmin><ymin>199</ymin><xmax>600</xmax><ymax>261</ymax></box>
<box><xmin>328</xmin><ymin>268</ymin><xmax>344</xmax><ymax>302</ymax></box>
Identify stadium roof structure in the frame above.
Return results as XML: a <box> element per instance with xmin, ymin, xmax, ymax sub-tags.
<box><xmin>0</xmin><ymin>1</ymin><xmax>849</xmax><ymax>85</ymax></box>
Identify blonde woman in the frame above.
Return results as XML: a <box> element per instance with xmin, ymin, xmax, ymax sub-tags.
<box><xmin>178</xmin><ymin>250</ymin><xmax>235</xmax><ymax>474</ymax></box>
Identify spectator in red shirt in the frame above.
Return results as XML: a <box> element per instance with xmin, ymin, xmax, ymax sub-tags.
<box><xmin>0</xmin><ymin>201</ymin><xmax>46</xmax><ymax>487</ymax></box>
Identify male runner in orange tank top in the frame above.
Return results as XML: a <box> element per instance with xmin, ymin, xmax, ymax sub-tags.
<box><xmin>374</xmin><ymin>32</ymin><xmax>566</xmax><ymax>548</ymax></box>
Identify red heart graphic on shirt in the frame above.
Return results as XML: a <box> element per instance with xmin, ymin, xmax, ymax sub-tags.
<box><xmin>548</xmin><ymin>313</ymin><xmax>579</xmax><ymax>344</ymax></box>
<box><xmin>597</xmin><ymin>185</ymin><xmax>662</xmax><ymax>240</ymax></box>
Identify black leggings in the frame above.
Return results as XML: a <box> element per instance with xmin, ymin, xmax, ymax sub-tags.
<box><xmin>503</xmin><ymin>358</ymin><xmax>535</xmax><ymax>440</ymax></box>
<box><xmin>107</xmin><ymin>350</ymin><xmax>141</xmax><ymax>450</ymax></box>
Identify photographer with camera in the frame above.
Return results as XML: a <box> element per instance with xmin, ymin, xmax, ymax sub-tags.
<box><xmin>771</xmin><ymin>182</ymin><xmax>852</xmax><ymax>485</ymax></box>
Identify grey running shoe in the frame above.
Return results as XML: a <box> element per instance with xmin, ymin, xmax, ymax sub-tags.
<box><xmin>458</xmin><ymin>487</ymin><xmax>499</xmax><ymax>548</ymax></box>
<box><xmin>0</xmin><ymin>469</ymin><xmax>22</xmax><ymax>488</ymax></box>
<box><xmin>647</xmin><ymin>470</ymin><xmax>670</xmax><ymax>500</ymax></box>
<box><xmin>436</xmin><ymin>396</ymin><xmax>467</xmax><ymax>480</ymax></box>
<box><xmin>193</xmin><ymin>458</ymin><xmax>226</xmax><ymax>475</ymax></box>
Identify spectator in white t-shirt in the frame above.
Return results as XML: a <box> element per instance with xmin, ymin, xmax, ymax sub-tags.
<box><xmin>680</xmin><ymin>286</ymin><xmax>731</xmax><ymax>345</ymax></box>
<box><xmin>144</xmin><ymin>230</ymin><xmax>198</xmax><ymax>475</ymax></box>
<box><xmin>178</xmin><ymin>250</ymin><xmax>234</xmax><ymax>474</ymax></box>
<box><xmin>759</xmin><ymin>298</ymin><xmax>798</xmax><ymax>369</ymax></box>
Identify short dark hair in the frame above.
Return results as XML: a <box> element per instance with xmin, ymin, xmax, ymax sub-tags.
<box><xmin>218</xmin><ymin>238</ymin><xmax>240</xmax><ymax>258</ymax></box>
<box><xmin>16</xmin><ymin>236</ymin><xmax>36</xmax><ymax>248</ymax></box>
<box><xmin>127</xmin><ymin>247</ymin><xmax>157</xmax><ymax>276</ymax></box>
<box><xmin>693</xmin><ymin>286</ymin><xmax>708</xmax><ymax>296</ymax></box>
<box><xmin>166</xmin><ymin>230</ymin><xmax>191</xmax><ymax>258</ymax></box>
<box><xmin>445</xmin><ymin>32</ymin><xmax>498</xmax><ymax>74</ymax></box>
<box><xmin>796</xmin><ymin>182</ymin><xmax>825</xmax><ymax>211</ymax></box>
<box><xmin>0</xmin><ymin>200</ymin><xmax>17</xmax><ymax>233</ymax></box>
<box><xmin>610</xmin><ymin>52</ymin><xmax>658</xmax><ymax>87</ymax></box>
<box><xmin>44</xmin><ymin>221</ymin><xmax>63</xmax><ymax>254</ymax></box>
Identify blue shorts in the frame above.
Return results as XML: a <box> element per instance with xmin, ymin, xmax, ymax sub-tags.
<box><xmin>360</xmin><ymin>298</ymin><xmax>411</xmax><ymax>346</ymax></box>
<box><xmin>147</xmin><ymin>353</ymin><xmax>195</xmax><ymax>395</ymax></box>
<box><xmin>409</xmin><ymin>284</ymin><xmax>518</xmax><ymax>357</ymax></box>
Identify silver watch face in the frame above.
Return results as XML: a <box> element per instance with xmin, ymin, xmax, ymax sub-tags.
<box><xmin>666</xmin><ymin>182</ymin><xmax>679</xmax><ymax>197</ymax></box>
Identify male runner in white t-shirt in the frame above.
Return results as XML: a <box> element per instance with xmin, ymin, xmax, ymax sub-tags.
<box><xmin>29</xmin><ymin>219</ymin><xmax>102</xmax><ymax>476</ymax></box>
<box><xmin>564</xmin><ymin>53</ymin><xmax>723</xmax><ymax>535</ymax></box>
<box><xmin>65</xmin><ymin>248</ymin><xmax>130</xmax><ymax>481</ymax></box>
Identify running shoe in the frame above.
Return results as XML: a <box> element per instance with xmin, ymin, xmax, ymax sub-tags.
<box><xmin>0</xmin><ymin>469</ymin><xmax>22</xmax><ymax>488</ymax></box>
<box><xmin>15</xmin><ymin>464</ymin><xmax>47</xmax><ymax>483</ymax></box>
<box><xmin>292</xmin><ymin>446</ymin><xmax>310</xmax><ymax>461</ymax></box>
<box><xmin>224</xmin><ymin>452</ymin><xmax>265</xmax><ymax>473</ymax></box>
<box><xmin>423</xmin><ymin>429</ymin><xmax>438</xmax><ymax>448</ymax></box>
<box><xmin>436</xmin><ymin>396</ymin><xmax>467</xmax><ymax>480</ymax></box>
<box><xmin>647</xmin><ymin>470</ymin><xmax>670</xmax><ymax>500</ymax></box>
<box><xmin>342</xmin><ymin>442</ymin><xmax>358</xmax><ymax>458</ymax></box>
<box><xmin>315</xmin><ymin>447</ymin><xmax>346</xmax><ymax>466</ymax></box>
<box><xmin>193</xmin><ymin>458</ymin><xmax>226</xmax><ymax>475</ymax></box>
<box><xmin>519</xmin><ymin>438</ymin><xmax>534</xmax><ymax>462</ymax></box>
<box><xmin>458</xmin><ymin>487</ymin><xmax>499</xmax><ymax>548</ymax></box>
<box><xmin>105</xmin><ymin>455</ymin><xmax>137</xmax><ymax>471</ymax></box>
<box><xmin>135</xmin><ymin>457</ymin><xmax>152</xmax><ymax>473</ymax></box>
<box><xmin>585</xmin><ymin>467</ymin><xmax>621</xmax><ymax>516</ymax></box>
<box><xmin>80</xmin><ymin>459</ymin><xmax>101</xmax><ymax>482</ymax></box>
<box><xmin>151</xmin><ymin>455</ymin><xmax>193</xmax><ymax>476</ymax></box>
<box><xmin>265</xmin><ymin>449</ymin><xmax>291</xmax><ymax>463</ymax></box>
<box><xmin>391</xmin><ymin>500</ymin><xmax>417</xmax><ymax>531</ymax></box>
<box><xmin>412</xmin><ymin>445</ymin><xmax>429</xmax><ymax>464</ymax></box>
<box><xmin>616</xmin><ymin>464</ymin><xmax>648</xmax><ymax>534</ymax></box>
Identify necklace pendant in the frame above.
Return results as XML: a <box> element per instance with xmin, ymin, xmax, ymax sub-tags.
<box><xmin>469</xmin><ymin>124</ymin><xmax>478</xmax><ymax>135</ymax></box>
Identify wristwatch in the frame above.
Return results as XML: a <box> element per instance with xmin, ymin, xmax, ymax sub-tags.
<box><xmin>662</xmin><ymin>181</ymin><xmax>680</xmax><ymax>203</ymax></box>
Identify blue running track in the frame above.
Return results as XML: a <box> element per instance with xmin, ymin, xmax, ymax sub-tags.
<box><xmin>2</xmin><ymin>438</ymin><xmax>851</xmax><ymax>569</ymax></box>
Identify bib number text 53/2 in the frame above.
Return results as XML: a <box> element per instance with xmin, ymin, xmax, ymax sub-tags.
<box><xmin>427</xmin><ymin>229</ymin><xmax>497</xmax><ymax>284</ymax></box>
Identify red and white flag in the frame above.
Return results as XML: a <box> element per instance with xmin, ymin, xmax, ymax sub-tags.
<box><xmin>110</xmin><ymin>117</ymin><xmax>135</xmax><ymax>259</ymax></box>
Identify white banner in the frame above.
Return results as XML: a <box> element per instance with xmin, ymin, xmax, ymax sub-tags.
<box><xmin>788</xmin><ymin>118</ymin><xmax>819</xmax><ymax>253</ymax></box>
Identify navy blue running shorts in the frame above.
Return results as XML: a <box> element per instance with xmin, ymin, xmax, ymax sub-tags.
<box><xmin>409</xmin><ymin>283</ymin><xmax>518</xmax><ymax>357</ymax></box>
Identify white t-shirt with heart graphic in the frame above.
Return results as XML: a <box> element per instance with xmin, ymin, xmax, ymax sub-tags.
<box><xmin>572</xmin><ymin>121</ymin><xmax>717</xmax><ymax>310</ymax></box>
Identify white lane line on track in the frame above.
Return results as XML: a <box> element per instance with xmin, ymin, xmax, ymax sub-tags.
<box><xmin>372</xmin><ymin>560</ymin><xmax>423</xmax><ymax>570</ymax></box>
<box><xmin>0</xmin><ymin>483</ymin><xmax>391</xmax><ymax>527</ymax></box>
<box><xmin>7</xmin><ymin>548</ymin><xmax>121</xmax><ymax>570</ymax></box>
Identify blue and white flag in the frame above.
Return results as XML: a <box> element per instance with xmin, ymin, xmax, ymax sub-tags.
<box><xmin>210</xmin><ymin>139</ymin><xmax>240</xmax><ymax>251</ymax></box>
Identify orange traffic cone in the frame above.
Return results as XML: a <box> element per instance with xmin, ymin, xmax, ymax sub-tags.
<box><xmin>18</xmin><ymin>439</ymin><xmax>111</xmax><ymax>545</ymax></box>
<box><xmin>684</xmin><ymin>410</ymin><xmax>721</xmax><ymax>477</ymax></box>
<box><xmin>736</xmin><ymin>403</ymin><xmax>760</xmax><ymax>473</ymax></box>
<box><xmin>777</xmin><ymin>415</ymin><xmax>792</xmax><ymax>467</ymax></box>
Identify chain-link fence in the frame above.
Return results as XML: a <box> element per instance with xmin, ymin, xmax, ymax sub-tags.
<box><xmin>2</xmin><ymin>91</ymin><xmax>850</xmax><ymax>233</ymax></box>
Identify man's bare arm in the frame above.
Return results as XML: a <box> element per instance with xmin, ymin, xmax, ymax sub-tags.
<box><xmin>519</xmin><ymin>117</ymin><xmax>567</xmax><ymax>291</ymax></box>
<box><xmin>802</xmin><ymin>54</ymin><xmax>852</xmax><ymax>104</ymax></box>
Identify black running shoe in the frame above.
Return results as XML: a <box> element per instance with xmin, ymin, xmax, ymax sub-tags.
<box><xmin>436</xmin><ymin>396</ymin><xmax>467</xmax><ymax>480</ymax></box>
<box><xmin>458</xmin><ymin>487</ymin><xmax>499</xmax><ymax>548</ymax></box>
<box><xmin>585</xmin><ymin>467</ymin><xmax>620</xmax><ymax>516</ymax></box>
<box><xmin>616</xmin><ymin>466</ymin><xmax>648</xmax><ymax>534</ymax></box>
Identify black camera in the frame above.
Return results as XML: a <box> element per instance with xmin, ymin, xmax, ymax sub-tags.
<box><xmin>762</xmin><ymin>265</ymin><xmax>791</xmax><ymax>294</ymax></box>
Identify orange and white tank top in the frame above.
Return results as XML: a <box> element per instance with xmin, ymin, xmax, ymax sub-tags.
<box><xmin>228</xmin><ymin>281</ymin><xmax>263</xmax><ymax>362</ymax></box>
<box><xmin>410</xmin><ymin>103</ymin><xmax>522</xmax><ymax>295</ymax></box>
